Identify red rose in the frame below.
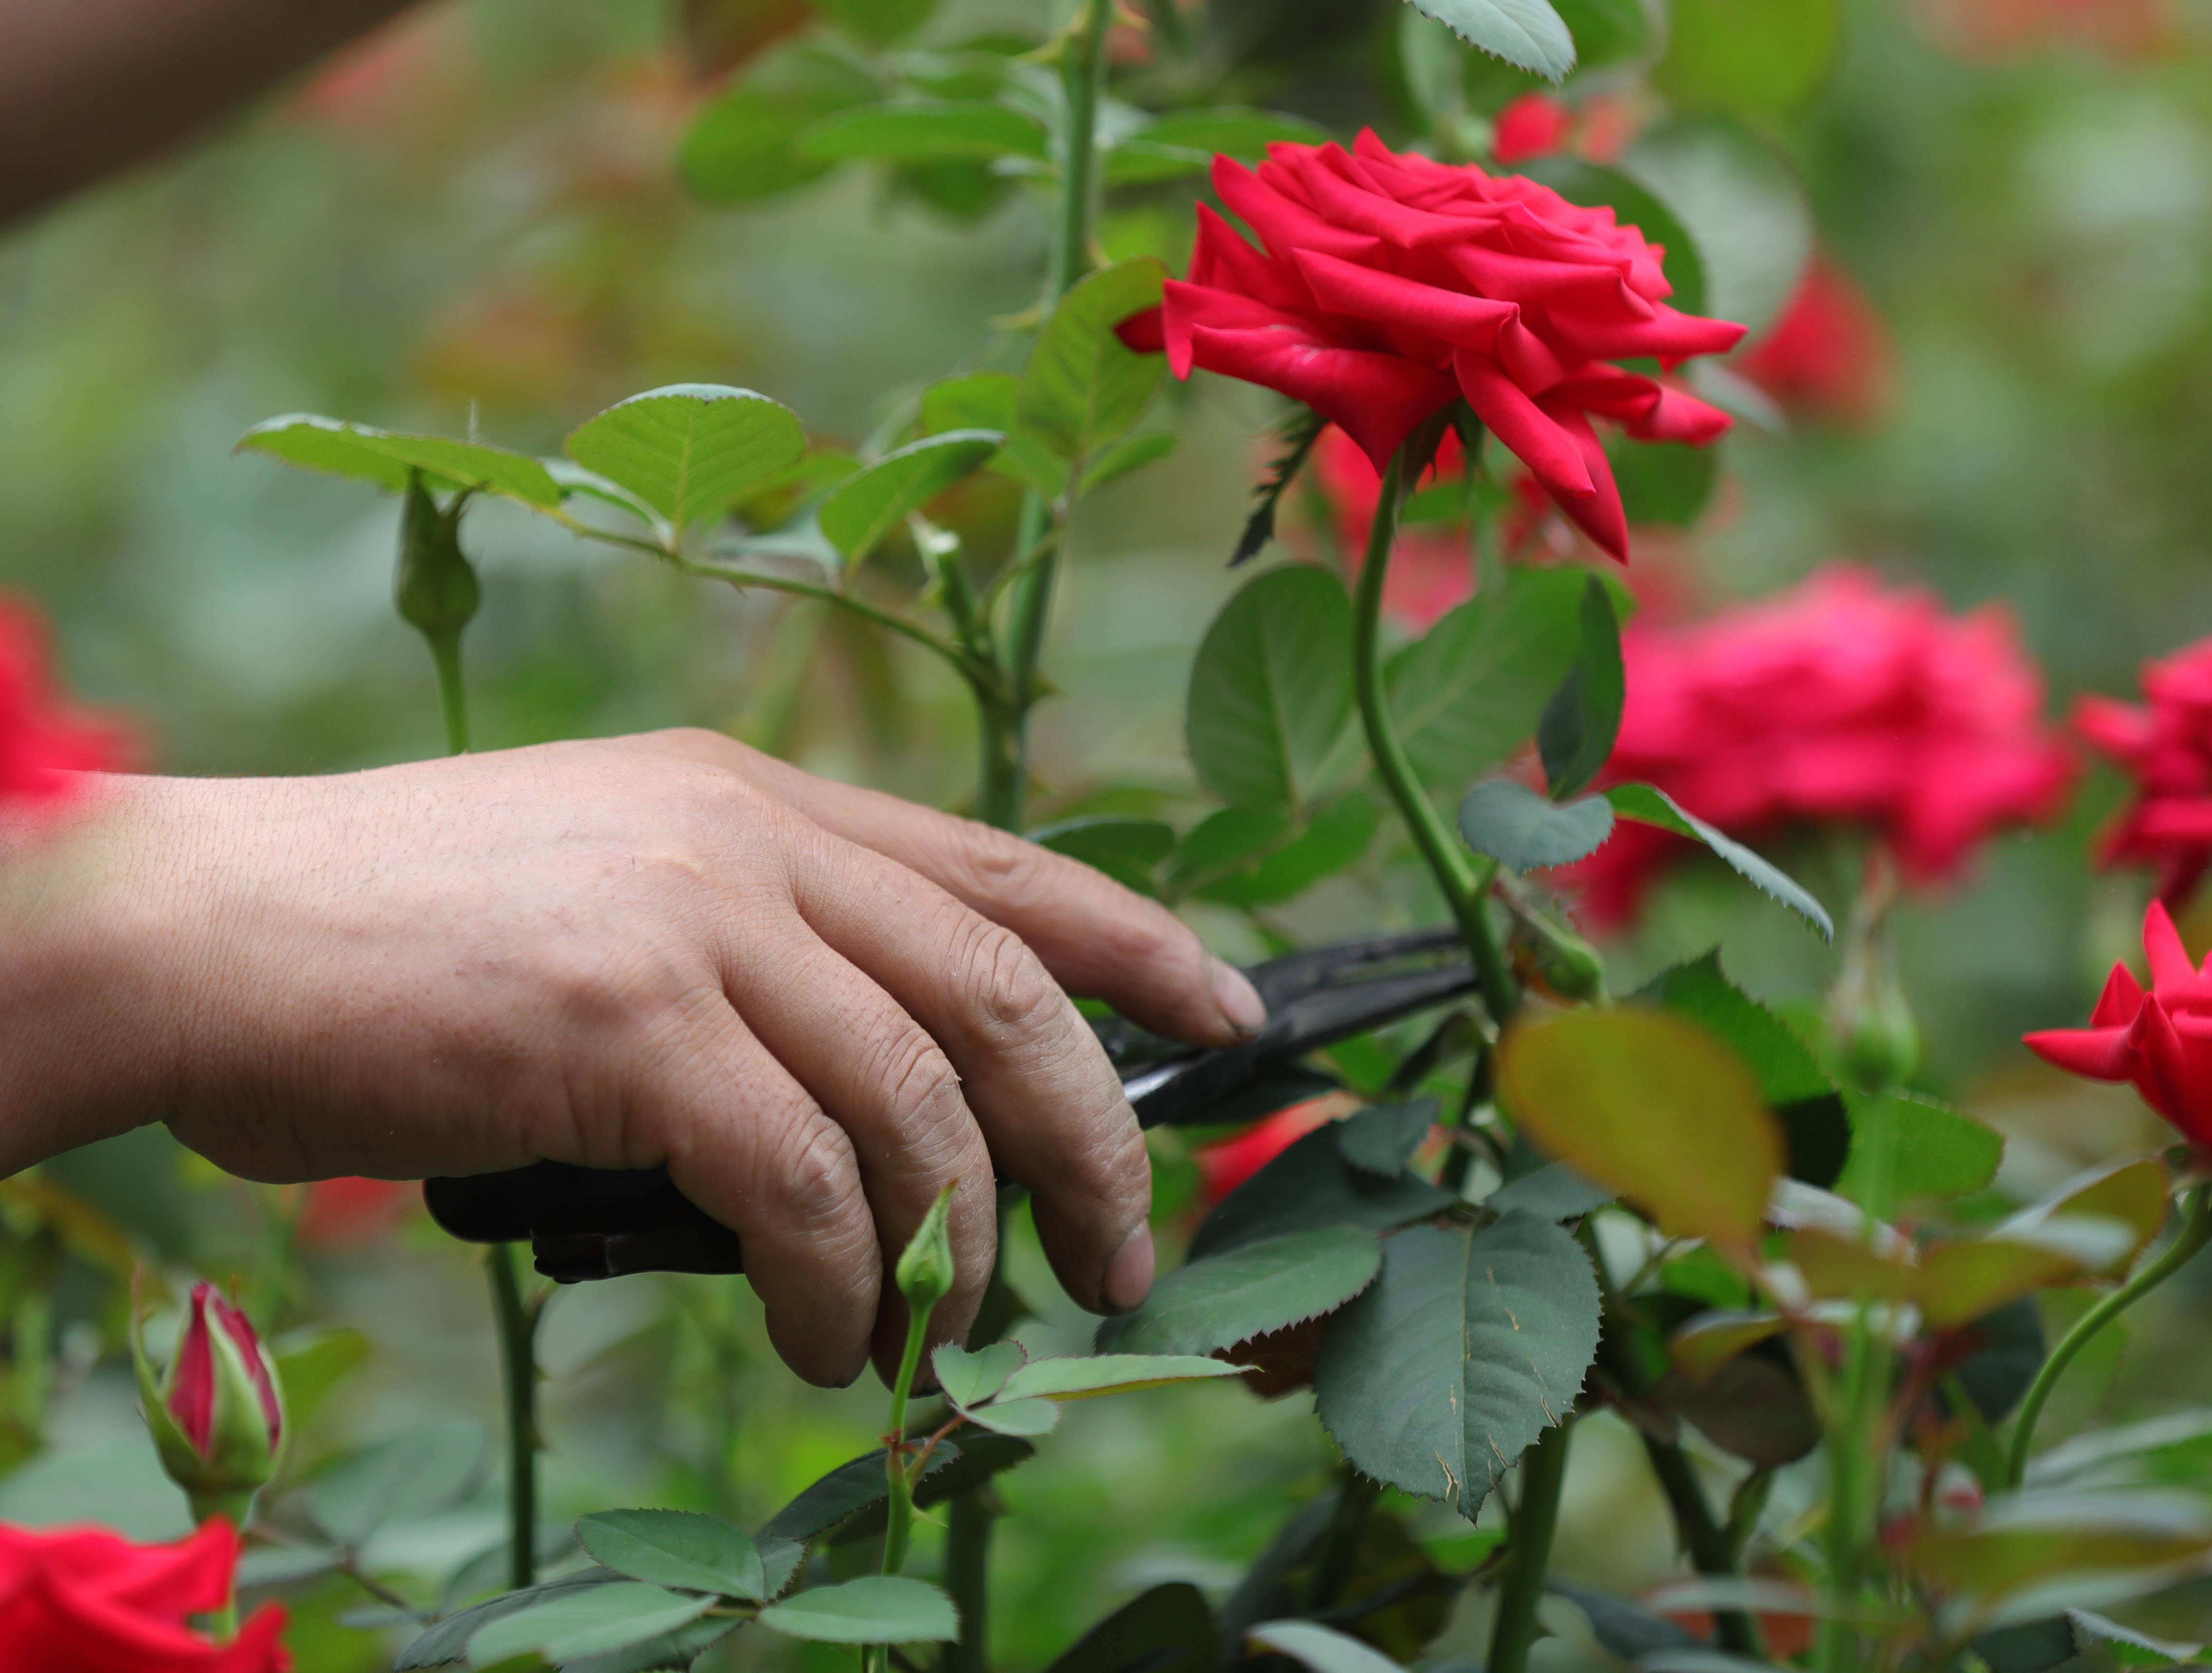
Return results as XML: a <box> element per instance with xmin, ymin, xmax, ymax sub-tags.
<box><xmin>0</xmin><ymin>599</ymin><xmax>124</xmax><ymax>811</ymax></box>
<box><xmin>2075</xmin><ymin>638</ymin><xmax>2212</xmax><ymax>905</ymax></box>
<box><xmin>1194</xmin><ymin>1098</ymin><xmax>1339</xmax><ymax>1204</ymax></box>
<box><xmin>1130</xmin><ymin>133</ymin><xmax>1744</xmax><ymax>562</ymax></box>
<box><xmin>2025</xmin><ymin>901</ymin><xmax>2212</xmax><ymax>1148</ymax></box>
<box><xmin>1562</xmin><ymin>568</ymin><xmax>2075</xmax><ymax>925</ymax></box>
<box><xmin>1491</xmin><ymin>94</ymin><xmax>1570</xmax><ymax>165</ymax></box>
<box><xmin>1739</xmin><ymin>256</ymin><xmax>1893</xmax><ymax>428</ymax></box>
<box><xmin>0</xmin><ymin>1519</ymin><xmax>289</xmax><ymax>1673</ymax></box>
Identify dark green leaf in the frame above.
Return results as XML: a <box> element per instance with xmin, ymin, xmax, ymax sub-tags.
<box><xmin>1190</xmin><ymin>1121</ymin><xmax>1455</xmax><ymax>1261</ymax></box>
<box><xmin>1337</xmin><ymin>1100</ymin><xmax>1437</xmax><ymax>1176</ymax></box>
<box><xmin>2067</xmin><ymin>1608</ymin><xmax>2204</xmax><ymax>1664</ymax></box>
<box><xmin>1096</xmin><ymin>1226</ymin><xmax>1382</xmax><ymax>1357</ymax></box>
<box><xmin>678</xmin><ymin>51</ymin><xmax>878</xmax><ymax>203</ymax></box>
<box><xmin>797</xmin><ymin>100</ymin><xmax>1050</xmax><ymax>164</ymax></box>
<box><xmin>1045</xmin><ymin>1582</ymin><xmax>1215</xmax><ymax>1673</ymax></box>
<box><xmin>1405</xmin><ymin>0</ymin><xmax>1575</xmax><ymax>82</ymax></box>
<box><xmin>1605</xmin><ymin>784</ymin><xmax>1835</xmax><ymax>940</ymax></box>
<box><xmin>1033</xmin><ymin>816</ymin><xmax>1175</xmax><ymax>897</ymax></box>
<box><xmin>1652</xmin><ymin>0</ymin><xmax>1841</xmax><ymax>124</ymax></box>
<box><xmin>1232</xmin><ymin>410</ymin><xmax>1326</xmax><ymax>567</ymax></box>
<box><xmin>1552</xmin><ymin>0</ymin><xmax>1648</xmax><ymax>66</ymax></box>
<box><xmin>1623</xmin><ymin>119</ymin><xmax>1816</xmax><ymax>342</ymax></box>
<box><xmin>826</xmin><ymin>1435</ymin><xmax>1036</xmax><ymax>1546</ymax></box>
<box><xmin>396</xmin><ymin>1571</ymin><xmax>620</xmax><ymax>1670</ymax></box>
<box><xmin>1537</xmin><ymin>578</ymin><xmax>1623</xmax><ymax>800</ymax></box>
<box><xmin>989</xmin><ymin>429</ymin><xmax>1071</xmax><ymax>499</ymax></box>
<box><xmin>1018</xmin><ymin>259</ymin><xmax>1168</xmax><ymax>463</ymax></box>
<box><xmin>1838</xmin><ymin>1091</ymin><xmax>2003</xmax><ymax>1205</ymax></box>
<box><xmin>1653</xmin><ymin>1354</ymin><xmax>1820</xmax><ymax>1466</ymax></box>
<box><xmin>758</xmin><ymin>1576</ymin><xmax>959</xmax><ymax>1644</ymax></box>
<box><xmin>920</xmin><ymin>371</ymin><xmax>1018</xmax><ymax>436</ymax></box>
<box><xmin>236</xmin><ymin>417</ymin><xmax>560</xmax><ymax>508</ymax></box>
<box><xmin>1611</xmin><ymin>439</ymin><xmax>1719</xmax><ymax>528</ymax></box>
<box><xmin>1387</xmin><ymin>569</ymin><xmax>1584</xmax><ymax>792</ymax></box>
<box><xmin>1081</xmin><ymin>430</ymin><xmax>1178</xmax><ymax>494</ymax></box>
<box><xmin>1550</xmin><ymin>1583</ymin><xmax>1701</xmax><ymax>1656</ymax></box>
<box><xmin>818</xmin><ymin>430</ymin><xmax>1001</xmax><ymax>563</ymax></box>
<box><xmin>1165</xmin><ymin>805</ymin><xmax>1290</xmax><ymax>895</ymax></box>
<box><xmin>1103</xmin><ymin>109</ymin><xmax>1329</xmax><ymax>186</ymax></box>
<box><xmin>575</xmin><ymin>1509</ymin><xmax>765</xmax><ymax>1602</ymax></box>
<box><xmin>1952</xmin><ymin>1300</ymin><xmax>2047</xmax><ymax>1427</ymax></box>
<box><xmin>812</xmin><ymin>0</ymin><xmax>939</xmax><ymax>45</ymax></box>
<box><xmin>1315</xmin><ymin>1214</ymin><xmax>1601</xmax><ymax>1515</ymax></box>
<box><xmin>758</xmin><ymin>1444</ymin><xmax>967</xmax><ymax>1545</ymax></box>
<box><xmin>1457</xmin><ymin>779</ymin><xmax>1614</xmax><ymax>872</ymax></box>
<box><xmin>565</xmin><ymin>1615</ymin><xmax>741</xmax><ymax>1673</ymax></box>
<box><xmin>564</xmin><ymin>386</ymin><xmax>807</xmax><ymax>534</ymax></box>
<box><xmin>932</xmin><ymin>1340</ymin><xmax>1024</xmax><ymax>1408</ymax></box>
<box><xmin>1246</xmin><ymin>1620</ymin><xmax>1403</xmax><ymax>1673</ymax></box>
<box><xmin>1186</xmin><ymin>566</ymin><xmax>1356</xmax><ymax>817</ymax></box>
<box><xmin>1485</xmin><ymin>1163</ymin><xmax>1612</xmax><ymax>1221</ymax></box>
<box><xmin>1197</xmin><ymin>793</ymin><xmax>1377</xmax><ymax>908</ymax></box>
<box><xmin>467</xmin><ymin>1582</ymin><xmax>714</xmax><ymax>1666</ymax></box>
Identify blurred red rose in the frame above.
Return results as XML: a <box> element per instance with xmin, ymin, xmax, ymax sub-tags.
<box><xmin>1738</xmin><ymin>256</ymin><xmax>1894</xmax><ymax>428</ymax></box>
<box><xmin>1492</xmin><ymin>94</ymin><xmax>1570</xmax><ymax>165</ymax></box>
<box><xmin>1124</xmin><ymin>133</ymin><xmax>1743</xmax><ymax>562</ymax></box>
<box><xmin>0</xmin><ymin>599</ymin><xmax>126</xmax><ymax>812</ymax></box>
<box><xmin>2075</xmin><ymin>638</ymin><xmax>2212</xmax><ymax>906</ymax></box>
<box><xmin>2026</xmin><ymin>900</ymin><xmax>2212</xmax><ymax>1148</ymax></box>
<box><xmin>298</xmin><ymin>1177</ymin><xmax>416</xmax><ymax>1247</ymax></box>
<box><xmin>1562</xmin><ymin>568</ymin><xmax>2075</xmax><ymax>925</ymax></box>
<box><xmin>0</xmin><ymin>1519</ymin><xmax>289</xmax><ymax>1673</ymax></box>
<box><xmin>1195</xmin><ymin>1098</ymin><xmax>1340</xmax><ymax>1204</ymax></box>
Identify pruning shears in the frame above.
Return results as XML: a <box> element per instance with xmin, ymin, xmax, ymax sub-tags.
<box><xmin>423</xmin><ymin>930</ymin><xmax>1478</xmax><ymax>1283</ymax></box>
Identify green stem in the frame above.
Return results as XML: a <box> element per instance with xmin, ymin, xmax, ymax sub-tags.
<box><xmin>882</xmin><ymin>1308</ymin><xmax>932</xmax><ymax>1579</ymax></box>
<box><xmin>1639</xmin><ymin>1435</ymin><xmax>1762</xmax><ymax>1655</ymax></box>
<box><xmin>1307</xmin><ymin>1469</ymin><xmax>1381</xmax><ymax>1612</ymax></box>
<box><xmin>211</xmin><ymin>1585</ymin><xmax>238</xmax><ymax>1644</ymax></box>
<box><xmin>943</xmin><ymin>1493</ymin><xmax>993</xmax><ymax>1673</ymax></box>
<box><xmin>1485</xmin><ymin>1421</ymin><xmax>1571</xmax><ymax>1673</ymax></box>
<box><xmin>976</xmin><ymin>700</ymin><xmax>1026</xmax><ymax>834</ymax></box>
<box><xmin>676</xmin><ymin>557</ymin><xmax>982</xmax><ymax>684</ymax></box>
<box><xmin>1350</xmin><ymin>446</ymin><xmax>1517</xmax><ymax>1024</ymax></box>
<box><xmin>2007</xmin><ymin>1183</ymin><xmax>2212</xmax><ymax>1488</ymax></box>
<box><xmin>486</xmin><ymin>1244</ymin><xmax>539</xmax><ymax>1591</ymax></box>
<box><xmin>427</xmin><ymin>628</ymin><xmax>469</xmax><ymax>755</ymax></box>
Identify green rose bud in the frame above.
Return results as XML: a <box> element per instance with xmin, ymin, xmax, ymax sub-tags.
<box><xmin>895</xmin><ymin>1183</ymin><xmax>958</xmax><ymax>1317</ymax></box>
<box><xmin>134</xmin><ymin>1281</ymin><xmax>286</xmax><ymax>1529</ymax></box>
<box><xmin>393</xmin><ymin>470</ymin><xmax>480</xmax><ymax>641</ymax></box>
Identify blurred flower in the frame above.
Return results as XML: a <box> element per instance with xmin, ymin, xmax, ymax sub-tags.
<box><xmin>1563</xmin><ymin>568</ymin><xmax>2075</xmax><ymax>925</ymax></box>
<box><xmin>1195</xmin><ymin>1099</ymin><xmax>1339</xmax><ymax>1204</ymax></box>
<box><xmin>1738</xmin><ymin>256</ymin><xmax>1894</xmax><ymax>428</ymax></box>
<box><xmin>1120</xmin><ymin>134</ymin><xmax>1743</xmax><ymax>561</ymax></box>
<box><xmin>297</xmin><ymin>1178</ymin><xmax>415</xmax><ymax>1247</ymax></box>
<box><xmin>2075</xmin><ymin>638</ymin><xmax>2212</xmax><ymax>906</ymax></box>
<box><xmin>0</xmin><ymin>599</ymin><xmax>126</xmax><ymax>813</ymax></box>
<box><xmin>0</xmin><ymin>1519</ymin><xmax>288</xmax><ymax>1672</ymax></box>
<box><xmin>134</xmin><ymin>1284</ymin><xmax>285</xmax><ymax>1528</ymax></box>
<box><xmin>1492</xmin><ymin>94</ymin><xmax>1570</xmax><ymax>165</ymax></box>
<box><xmin>1914</xmin><ymin>0</ymin><xmax>2169</xmax><ymax>61</ymax></box>
<box><xmin>2025</xmin><ymin>900</ymin><xmax>2212</xmax><ymax>1148</ymax></box>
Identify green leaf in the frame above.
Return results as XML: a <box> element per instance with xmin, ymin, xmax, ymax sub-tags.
<box><xmin>1499</xmin><ymin>1010</ymin><xmax>1782</xmax><ymax>1250</ymax></box>
<box><xmin>565</xmin><ymin>386</ymin><xmax>807</xmax><ymax>535</ymax></box>
<box><xmin>565</xmin><ymin>1615</ymin><xmax>739</xmax><ymax>1673</ymax></box>
<box><xmin>1246</xmin><ymin>1620</ymin><xmax>1406</xmax><ymax>1673</ymax></box>
<box><xmin>1165</xmin><ymin>805</ymin><xmax>1289</xmax><ymax>896</ymax></box>
<box><xmin>1551</xmin><ymin>1584</ymin><xmax>1702</xmax><ymax>1657</ymax></box>
<box><xmin>1605</xmin><ymin>783</ymin><xmax>1835</xmax><ymax>940</ymax></box>
<box><xmin>932</xmin><ymin>1341</ymin><xmax>1025</xmax><ymax>1408</ymax></box>
<box><xmin>1517</xmin><ymin>158</ymin><xmax>1708</xmax><ymax>320</ymax></box>
<box><xmin>2068</xmin><ymin>1610</ymin><xmax>2203</xmax><ymax>1667</ymax></box>
<box><xmin>1553</xmin><ymin>0</ymin><xmax>1649</xmax><ymax>66</ymax></box>
<box><xmin>997</xmin><ymin>1353</ymin><xmax>1245</xmax><ymax>1403</ymax></box>
<box><xmin>467</xmin><ymin>1582</ymin><xmax>714</xmax><ymax>1666</ymax></box>
<box><xmin>757</xmin><ymin>1444</ymin><xmax>969</xmax><ymax>1545</ymax></box>
<box><xmin>312</xmin><ymin>1422</ymin><xmax>487</xmax><ymax>1548</ymax></box>
<box><xmin>1612</xmin><ymin>439</ymin><xmax>1719</xmax><ymax>529</ymax></box>
<box><xmin>1017</xmin><ymin>259</ymin><xmax>1167</xmax><ymax>462</ymax></box>
<box><xmin>1197</xmin><ymin>793</ymin><xmax>1378</xmax><ymax>908</ymax></box>
<box><xmin>1486</xmin><ymin>1162</ymin><xmax>1612</xmax><ymax>1221</ymax></box>
<box><xmin>989</xmin><ymin>430</ymin><xmax>1071</xmax><ymax>499</ymax></box>
<box><xmin>1652</xmin><ymin>0</ymin><xmax>1841</xmax><ymax>124</ymax></box>
<box><xmin>758</xmin><ymin>1576</ymin><xmax>960</xmax><ymax>1644</ymax></box>
<box><xmin>1458</xmin><ymin>779</ymin><xmax>1614</xmax><ymax>872</ymax></box>
<box><xmin>575</xmin><ymin>1509</ymin><xmax>766</xmax><ymax>1602</ymax></box>
<box><xmin>269</xmin><ymin>1326</ymin><xmax>371</xmax><ymax>1435</ymax></box>
<box><xmin>920</xmin><ymin>372</ymin><xmax>1019</xmax><ymax>436</ymax></box>
<box><xmin>1315</xmin><ymin>1214</ymin><xmax>1601</xmax><ymax>1515</ymax></box>
<box><xmin>1623</xmin><ymin>119</ymin><xmax>1816</xmax><ymax>342</ymax></box>
<box><xmin>1668</xmin><ymin>1311</ymin><xmax>1790</xmax><ymax>1383</ymax></box>
<box><xmin>796</xmin><ymin>100</ymin><xmax>1050</xmax><ymax>164</ymax></box>
<box><xmin>1187</xmin><ymin>566</ymin><xmax>1356</xmax><ymax>817</ymax></box>
<box><xmin>812</xmin><ymin>0</ymin><xmax>938</xmax><ymax>45</ymax></box>
<box><xmin>1337</xmin><ymin>1101</ymin><xmax>1437</xmax><ymax>1176</ymax></box>
<box><xmin>826</xmin><ymin>1436</ymin><xmax>1035</xmax><ymax>1548</ymax></box>
<box><xmin>959</xmin><ymin>1396</ymin><xmax>1062</xmax><ymax>1436</ymax></box>
<box><xmin>1081</xmin><ymin>430</ymin><xmax>1178</xmax><ymax>494</ymax></box>
<box><xmin>818</xmin><ymin>430</ymin><xmax>1000</xmax><ymax>564</ymax></box>
<box><xmin>397</xmin><ymin>1572</ymin><xmax>620</xmax><ymax>1670</ymax></box>
<box><xmin>1839</xmin><ymin>1092</ymin><xmax>2002</xmax><ymax>1205</ymax></box>
<box><xmin>1905</xmin><ymin>1495</ymin><xmax>2212</xmax><ymax>1619</ymax></box>
<box><xmin>1104</xmin><ymin>109</ymin><xmax>1331</xmax><ymax>186</ymax></box>
<box><xmin>2029</xmin><ymin>1410</ymin><xmax>2212</xmax><ymax>1493</ymax></box>
<box><xmin>1387</xmin><ymin>569</ymin><xmax>1585</xmax><ymax>794</ymax></box>
<box><xmin>1032</xmin><ymin>816</ymin><xmax>1174</xmax><ymax>897</ymax></box>
<box><xmin>1189</xmin><ymin>1120</ymin><xmax>1455</xmax><ymax>1260</ymax></box>
<box><xmin>678</xmin><ymin>51</ymin><xmax>879</xmax><ymax>204</ymax></box>
<box><xmin>1537</xmin><ymin>577</ymin><xmax>1623</xmax><ymax>800</ymax></box>
<box><xmin>1096</xmin><ymin>1226</ymin><xmax>1383</xmax><ymax>1357</ymax></box>
<box><xmin>1045</xmin><ymin>1583</ymin><xmax>1215</xmax><ymax>1673</ymax></box>
<box><xmin>1405</xmin><ymin>0</ymin><xmax>1576</xmax><ymax>82</ymax></box>
<box><xmin>236</xmin><ymin>416</ymin><xmax>561</xmax><ymax>508</ymax></box>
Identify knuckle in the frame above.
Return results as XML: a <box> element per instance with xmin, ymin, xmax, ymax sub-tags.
<box><xmin>960</xmin><ymin>918</ymin><xmax>1058</xmax><ymax>1036</ymax></box>
<box><xmin>769</xmin><ymin>1114</ymin><xmax>864</xmax><ymax>1232</ymax></box>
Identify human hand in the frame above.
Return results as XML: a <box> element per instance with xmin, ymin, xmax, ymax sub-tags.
<box><xmin>0</xmin><ymin>731</ymin><xmax>1267</xmax><ymax>1385</ymax></box>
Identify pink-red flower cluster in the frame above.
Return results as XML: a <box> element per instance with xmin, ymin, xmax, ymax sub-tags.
<box><xmin>2075</xmin><ymin>638</ymin><xmax>2212</xmax><ymax>906</ymax></box>
<box><xmin>0</xmin><ymin>600</ymin><xmax>122</xmax><ymax>810</ymax></box>
<box><xmin>0</xmin><ymin>1519</ymin><xmax>288</xmax><ymax>1673</ymax></box>
<box><xmin>2026</xmin><ymin>901</ymin><xmax>2212</xmax><ymax>1148</ymax></box>
<box><xmin>1125</xmin><ymin>133</ymin><xmax>1744</xmax><ymax>562</ymax></box>
<box><xmin>1564</xmin><ymin>567</ymin><xmax>2075</xmax><ymax>925</ymax></box>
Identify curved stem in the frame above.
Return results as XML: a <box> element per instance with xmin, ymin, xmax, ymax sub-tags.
<box><xmin>1350</xmin><ymin>446</ymin><xmax>1517</xmax><ymax>1023</ymax></box>
<box><xmin>426</xmin><ymin>628</ymin><xmax>470</xmax><ymax>755</ymax></box>
<box><xmin>1485</xmin><ymin>1421</ymin><xmax>1571</xmax><ymax>1673</ymax></box>
<box><xmin>486</xmin><ymin>1243</ymin><xmax>539</xmax><ymax>1590</ymax></box>
<box><xmin>2006</xmin><ymin>1183</ymin><xmax>2212</xmax><ymax>1487</ymax></box>
<box><xmin>675</xmin><ymin>558</ymin><xmax>981</xmax><ymax>683</ymax></box>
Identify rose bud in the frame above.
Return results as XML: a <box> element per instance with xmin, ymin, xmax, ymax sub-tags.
<box><xmin>134</xmin><ymin>1281</ymin><xmax>286</xmax><ymax>1528</ymax></box>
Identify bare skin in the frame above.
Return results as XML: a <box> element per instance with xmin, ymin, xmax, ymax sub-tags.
<box><xmin>0</xmin><ymin>730</ymin><xmax>1268</xmax><ymax>1385</ymax></box>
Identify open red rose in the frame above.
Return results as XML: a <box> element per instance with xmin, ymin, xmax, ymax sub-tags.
<box><xmin>2075</xmin><ymin>637</ymin><xmax>2212</xmax><ymax>906</ymax></box>
<box><xmin>0</xmin><ymin>1519</ymin><xmax>289</xmax><ymax>1673</ymax></box>
<box><xmin>1126</xmin><ymin>132</ymin><xmax>1744</xmax><ymax>562</ymax></box>
<box><xmin>2025</xmin><ymin>901</ymin><xmax>2212</xmax><ymax>1148</ymax></box>
<box><xmin>1561</xmin><ymin>568</ymin><xmax>2075</xmax><ymax>925</ymax></box>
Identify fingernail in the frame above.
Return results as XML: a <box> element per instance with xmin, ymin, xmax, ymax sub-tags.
<box><xmin>1212</xmin><ymin>958</ymin><xmax>1268</xmax><ymax>1039</ymax></box>
<box><xmin>1104</xmin><ymin>1224</ymin><xmax>1155</xmax><ymax>1314</ymax></box>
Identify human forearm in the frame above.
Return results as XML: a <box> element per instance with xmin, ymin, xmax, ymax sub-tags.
<box><xmin>0</xmin><ymin>0</ymin><xmax>424</xmax><ymax>225</ymax></box>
